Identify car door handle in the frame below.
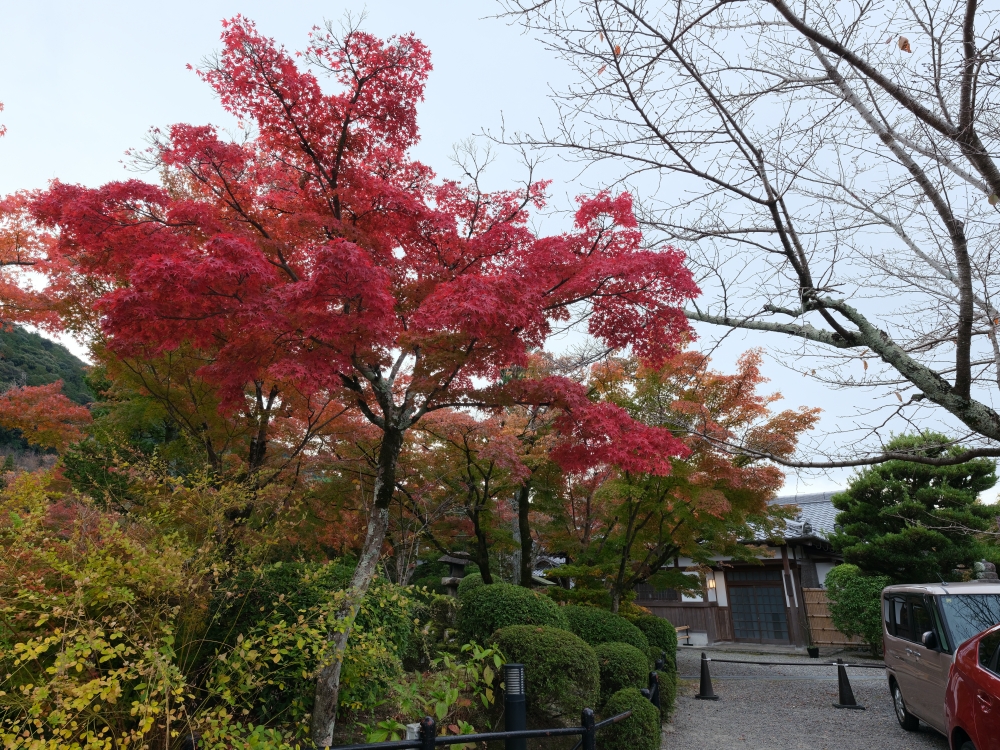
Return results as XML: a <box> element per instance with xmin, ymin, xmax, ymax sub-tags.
<box><xmin>978</xmin><ymin>691</ymin><xmax>993</xmax><ymax>713</ymax></box>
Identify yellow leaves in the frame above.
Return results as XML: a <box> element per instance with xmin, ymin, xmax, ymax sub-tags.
<box><xmin>895</xmin><ymin>392</ymin><xmax>904</xmax><ymax>402</ymax></box>
<box><xmin>614</xmin><ymin>44</ymin><xmax>622</xmax><ymax>57</ymax></box>
<box><xmin>898</xmin><ymin>36</ymin><xmax>912</xmax><ymax>53</ymax></box>
<box><xmin>862</xmin><ymin>359</ymin><xmax>868</xmax><ymax>371</ymax></box>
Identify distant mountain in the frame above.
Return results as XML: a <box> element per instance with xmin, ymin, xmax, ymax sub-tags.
<box><xmin>0</xmin><ymin>326</ymin><xmax>92</xmax><ymax>404</ymax></box>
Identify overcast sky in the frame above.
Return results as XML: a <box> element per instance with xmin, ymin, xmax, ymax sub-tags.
<box><xmin>0</xmin><ymin>0</ymin><xmax>897</xmax><ymax>497</ymax></box>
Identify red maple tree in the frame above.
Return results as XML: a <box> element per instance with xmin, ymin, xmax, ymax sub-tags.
<box><xmin>22</xmin><ymin>18</ymin><xmax>698</xmax><ymax>742</ymax></box>
<box><xmin>0</xmin><ymin>381</ymin><xmax>92</xmax><ymax>452</ymax></box>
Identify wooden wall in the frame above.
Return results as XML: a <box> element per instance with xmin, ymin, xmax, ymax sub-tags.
<box><xmin>642</xmin><ymin>602</ymin><xmax>731</xmax><ymax>643</ymax></box>
<box><xmin>802</xmin><ymin>587</ymin><xmax>864</xmax><ymax>647</ymax></box>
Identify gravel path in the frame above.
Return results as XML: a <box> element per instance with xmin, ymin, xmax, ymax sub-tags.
<box><xmin>664</xmin><ymin>647</ymin><xmax>948</xmax><ymax>750</ymax></box>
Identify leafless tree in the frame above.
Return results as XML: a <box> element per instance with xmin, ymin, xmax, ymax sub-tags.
<box><xmin>501</xmin><ymin>0</ymin><xmax>1000</xmax><ymax>467</ymax></box>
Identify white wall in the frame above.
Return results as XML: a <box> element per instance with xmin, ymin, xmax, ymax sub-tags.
<box><xmin>816</xmin><ymin>562</ymin><xmax>837</xmax><ymax>587</ymax></box>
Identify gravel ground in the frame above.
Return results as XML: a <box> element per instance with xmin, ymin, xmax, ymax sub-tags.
<box><xmin>663</xmin><ymin>647</ymin><xmax>948</xmax><ymax>750</ymax></box>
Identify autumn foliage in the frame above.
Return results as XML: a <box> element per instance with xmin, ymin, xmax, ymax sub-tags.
<box><xmin>0</xmin><ymin>381</ymin><xmax>91</xmax><ymax>451</ymax></box>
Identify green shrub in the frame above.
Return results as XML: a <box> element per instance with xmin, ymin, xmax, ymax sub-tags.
<box><xmin>491</xmin><ymin>625</ymin><xmax>599</xmax><ymax>725</ymax></box>
<box><xmin>824</xmin><ymin>564</ymin><xmax>891</xmax><ymax>657</ymax></box>
<box><xmin>601</xmin><ymin>688</ymin><xmax>660</xmax><ymax>750</ymax></box>
<box><xmin>658</xmin><ymin>668</ymin><xmax>677</xmax><ymax>718</ymax></box>
<box><xmin>594</xmin><ymin>642</ymin><xmax>648</xmax><ymax>707</ymax></box>
<box><xmin>634</xmin><ymin>616</ymin><xmax>677</xmax><ymax>669</ymax></box>
<box><xmin>457</xmin><ymin>572</ymin><xmax>485</xmax><ymax>598</ymax></box>
<box><xmin>563</xmin><ymin>605</ymin><xmax>649</xmax><ymax>653</ymax></box>
<box><xmin>208</xmin><ymin>561</ymin><xmax>415</xmax><ymax>718</ymax></box>
<box><xmin>457</xmin><ymin>583</ymin><xmax>568</xmax><ymax>644</ymax></box>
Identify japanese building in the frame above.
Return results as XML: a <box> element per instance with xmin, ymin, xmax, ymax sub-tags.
<box><xmin>637</xmin><ymin>492</ymin><xmax>845</xmax><ymax>648</ymax></box>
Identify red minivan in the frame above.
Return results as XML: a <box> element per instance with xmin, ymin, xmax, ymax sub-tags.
<box><xmin>945</xmin><ymin>621</ymin><xmax>1000</xmax><ymax>750</ymax></box>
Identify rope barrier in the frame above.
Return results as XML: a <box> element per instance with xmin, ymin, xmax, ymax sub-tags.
<box><xmin>694</xmin><ymin>653</ymin><xmax>879</xmax><ymax>708</ymax></box>
<box><xmin>705</xmin><ymin>657</ymin><xmax>885</xmax><ymax>669</ymax></box>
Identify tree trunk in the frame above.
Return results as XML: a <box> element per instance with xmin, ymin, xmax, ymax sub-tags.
<box><xmin>311</xmin><ymin>427</ymin><xmax>402</xmax><ymax>748</ymax></box>
<box><xmin>517</xmin><ymin>482</ymin><xmax>533</xmax><ymax>588</ymax></box>
<box><xmin>471</xmin><ymin>507</ymin><xmax>494</xmax><ymax>584</ymax></box>
<box><xmin>610</xmin><ymin>588</ymin><xmax>621</xmax><ymax>614</ymax></box>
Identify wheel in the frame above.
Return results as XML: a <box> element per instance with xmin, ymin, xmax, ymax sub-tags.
<box><xmin>960</xmin><ymin>742</ymin><xmax>976</xmax><ymax>750</ymax></box>
<box><xmin>891</xmin><ymin>681</ymin><xmax>919</xmax><ymax>731</ymax></box>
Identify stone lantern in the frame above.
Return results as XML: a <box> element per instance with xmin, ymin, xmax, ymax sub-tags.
<box><xmin>439</xmin><ymin>552</ymin><xmax>471</xmax><ymax>596</ymax></box>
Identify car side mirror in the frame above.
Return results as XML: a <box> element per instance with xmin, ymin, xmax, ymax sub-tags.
<box><xmin>921</xmin><ymin>630</ymin><xmax>938</xmax><ymax>650</ymax></box>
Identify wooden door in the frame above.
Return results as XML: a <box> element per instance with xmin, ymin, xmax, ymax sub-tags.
<box><xmin>726</xmin><ymin>569</ymin><xmax>790</xmax><ymax>644</ymax></box>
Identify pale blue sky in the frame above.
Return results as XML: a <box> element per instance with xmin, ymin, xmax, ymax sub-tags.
<box><xmin>0</xmin><ymin>0</ymin><xmax>866</xmax><ymax>495</ymax></box>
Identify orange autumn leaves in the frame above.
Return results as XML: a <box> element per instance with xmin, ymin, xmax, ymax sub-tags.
<box><xmin>0</xmin><ymin>381</ymin><xmax>91</xmax><ymax>451</ymax></box>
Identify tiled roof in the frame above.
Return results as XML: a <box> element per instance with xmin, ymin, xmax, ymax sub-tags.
<box><xmin>768</xmin><ymin>491</ymin><xmax>841</xmax><ymax>541</ymax></box>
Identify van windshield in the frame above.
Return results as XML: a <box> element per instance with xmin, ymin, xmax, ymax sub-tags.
<box><xmin>939</xmin><ymin>594</ymin><xmax>1000</xmax><ymax>647</ymax></box>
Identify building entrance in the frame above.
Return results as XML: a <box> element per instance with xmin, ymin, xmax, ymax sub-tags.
<box><xmin>727</xmin><ymin>569</ymin><xmax>790</xmax><ymax>644</ymax></box>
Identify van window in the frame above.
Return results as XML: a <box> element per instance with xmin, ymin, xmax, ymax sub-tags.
<box><xmin>939</xmin><ymin>594</ymin><xmax>1000</xmax><ymax>648</ymax></box>
<box><xmin>883</xmin><ymin>597</ymin><xmax>893</xmax><ymax>634</ymax></box>
<box><xmin>980</xmin><ymin>632</ymin><xmax>1000</xmax><ymax>674</ymax></box>
<box><xmin>894</xmin><ymin>598</ymin><xmax>911</xmax><ymax>640</ymax></box>
<box><xmin>910</xmin><ymin>596</ymin><xmax>935</xmax><ymax>643</ymax></box>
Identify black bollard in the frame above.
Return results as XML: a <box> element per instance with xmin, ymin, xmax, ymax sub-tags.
<box><xmin>419</xmin><ymin>716</ymin><xmax>436</xmax><ymax>750</ymax></box>
<box><xmin>503</xmin><ymin>663</ymin><xmax>528</xmax><ymax>750</ymax></box>
<box><xmin>655</xmin><ymin>650</ymin><xmax>666</xmax><ymax>671</ymax></box>
<box><xmin>832</xmin><ymin>658</ymin><xmax>865</xmax><ymax>710</ymax></box>
<box><xmin>695</xmin><ymin>652</ymin><xmax>719</xmax><ymax>700</ymax></box>
<box><xmin>179</xmin><ymin>733</ymin><xmax>200</xmax><ymax>750</ymax></box>
<box><xmin>647</xmin><ymin>671</ymin><xmax>661</xmax><ymax>711</ymax></box>
<box><xmin>581</xmin><ymin>708</ymin><xmax>596</xmax><ymax>750</ymax></box>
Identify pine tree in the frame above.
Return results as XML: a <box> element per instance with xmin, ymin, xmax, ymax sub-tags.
<box><xmin>831</xmin><ymin>432</ymin><xmax>999</xmax><ymax>583</ymax></box>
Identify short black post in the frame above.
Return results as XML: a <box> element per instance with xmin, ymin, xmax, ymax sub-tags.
<box><xmin>581</xmin><ymin>707</ymin><xmax>596</xmax><ymax>750</ymax></box>
<box><xmin>695</xmin><ymin>652</ymin><xmax>719</xmax><ymax>700</ymax></box>
<box><xmin>179</xmin><ymin>733</ymin><xmax>200</xmax><ymax>750</ymax></box>
<box><xmin>504</xmin><ymin>663</ymin><xmax>528</xmax><ymax>750</ymax></box>
<box><xmin>419</xmin><ymin>716</ymin><xmax>436</xmax><ymax>750</ymax></box>
<box><xmin>833</xmin><ymin>658</ymin><xmax>865</xmax><ymax>710</ymax></box>
<box><xmin>655</xmin><ymin>650</ymin><xmax>666</xmax><ymax>671</ymax></box>
<box><xmin>647</xmin><ymin>671</ymin><xmax>661</xmax><ymax>711</ymax></box>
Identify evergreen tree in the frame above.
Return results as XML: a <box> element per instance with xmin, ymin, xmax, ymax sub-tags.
<box><xmin>831</xmin><ymin>433</ymin><xmax>999</xmax><ymax>583</ymax></box>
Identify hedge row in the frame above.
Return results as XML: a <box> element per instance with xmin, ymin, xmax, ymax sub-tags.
<box><xmin>457</xmin><ymin>580</ymin><xmax>677</xmax><ymax>748</ymax></box>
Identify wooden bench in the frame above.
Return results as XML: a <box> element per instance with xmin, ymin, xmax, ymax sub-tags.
<box><xmin>675</xmin><ymin>625</ymin><xmax>691</xmax><ymax>645</ymax></box>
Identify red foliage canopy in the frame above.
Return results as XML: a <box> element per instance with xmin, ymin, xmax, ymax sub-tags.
<box><xmin>27</xmin><ymin>17</ymin><xmax>697</xmax><ymax>478</ymax></box>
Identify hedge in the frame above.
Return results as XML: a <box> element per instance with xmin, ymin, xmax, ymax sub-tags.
<box><xmin>563</xmin><ymin>605</ymin><xmax>649</xmax><ymax>653</ymax></box>
<box><xmin>594</xmin><ymin>642</ymin><xmax>648</xmax><ymax>707</ymax></box>
<box><xmin>658</xmin><ymin>668</ymin><xmax>678</xmax><ymax>718</ymax></box>
<box><xmin>634</xmin><ymin>615</ymin><xmax>677</xmax><ymax>669</ymax></box>
<box><xmin>457</xmin><ymin>582</ymin><xmax>568</xmax><ymax>645</ymax></box>
<box><xmin>456</xmin><ymin>572</ymin><xmax>484</xmax><ymax>598</ymax></box>
<box><xmin>492</xmin><ymin>625</ymin><xmax>600</xmax><ymax>725</ymax></box>
<box><xmin>600</xmin><ymin>688</ymin><xmax>660</xmax><ymax>750</ymax></box>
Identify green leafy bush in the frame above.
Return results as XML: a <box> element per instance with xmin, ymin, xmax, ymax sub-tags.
<box><xmin>634</xmin><ymin>616</ymin><xmax>677</xmax><ymax>669</ymax></box>
<box><xmin>209</xmin><ymin>561</ymin><xmax>415</xmax><ymax>718</ymax></box>
<box><xmin>457</xmin><ymin>583</ymin><xmax>568</xmax><ymax>644</ymax></box>
<box><xmin>457</xmin><ymin>572</ymin><xmax>484</xmax><ymax>598</ymax></box>
<box><xmin>491</xmin><ymin>625</ymin><xmax>599</xmax><ymax>725</ymax></box>
<box><xmin>825</xmin><ymin>564</ymin><xmax>891</xmax><ymax>657</ymax></box>
<box><xmin>657</xmin><ymin>668</ymin><xmax>677</xmax><ymax>718</ymax></box>
<box><xmin>600</xmin><ymin>688</ymin><xmax>660</xmax><ymax>750</ymax></box>
<box><xmin>594</xmin><ymin>642</ymin><xmax>648</xmax><ymax>707</ymax></box>
<box><xmin>563</xmin><ymin>605</ymin><xmax>649</xmax><ymax>653</ymax></box>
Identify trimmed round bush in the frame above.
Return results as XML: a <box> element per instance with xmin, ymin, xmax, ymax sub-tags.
<box><xmin>594</xmin><ymin>642</ymin><xmax>648</xmax><ymax>707</ymax></box>
<box><xmin>601</xmin><ymin>688</ymin><xmax>660</xmax><ymax>750</ymax></box>
<box><xmin>563</xmin><ymin>605</ymin><xmax>649</xmax><ymax>653</ymax></box>
<box><xmin>492</xmin><ymin>625</ymin><xmax>599</xmax><ymax>724</ymax></box>
<box><xmin>658</xmin><ymin>668</ymin><xmax>678</xmax><ymax>718</ymax></box>
<box><xmin>634</xmin><ymin>615</ymin><xmax>677</xmax><ymax>669</ymax></box>
<box><xmin>456</xmin><ymin>572</ymin><xmax>484</xmax><ymax>598</ymax></box>
<box><xmin>458</xmin><ymin>582</ymin><xmax>568</xmax><ymax>644</ymax></box>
